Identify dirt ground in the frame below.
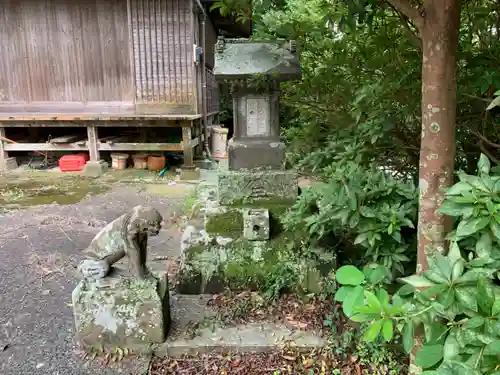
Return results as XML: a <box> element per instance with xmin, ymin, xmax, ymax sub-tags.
<box><xmin>0</xmin><ymin>170</ymin><xmax>194</xmax><ymax>375</ymax></box>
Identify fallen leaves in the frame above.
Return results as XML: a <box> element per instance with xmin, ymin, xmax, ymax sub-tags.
<box><xmin>149</xmin><ymin>348</ymin><xmax>378</xmax><ymax>375</ymax></box>
<box><xmin>207</xmin><ymin>292</ymin><xmax>337</xmax><ymax>333</ymax></box>
<box><xmin>149</xmin><ymin>349</ymin><xmax>340</xmax><ymax>375</ymax></box>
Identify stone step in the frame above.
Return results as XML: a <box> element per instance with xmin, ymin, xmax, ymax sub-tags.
<box><xmin>156</xmin><ymin>322</ymin><xmax>325</xmax><ymax>358</ymax></box>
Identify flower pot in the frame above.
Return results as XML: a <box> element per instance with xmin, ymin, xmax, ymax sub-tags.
<box><xmin>110</xmin><ymin>153</ymin><xmax>129</xmax><ymax>170</ymax></box>
<box><xmin>147</xmin><ymin>154</ymin><xmax>166</xmax><ymax>171</ymax></box>
<box><xmin>132</xmin><ymin>153</ymin><xmax>149</xmax><ymax>169</ymax></box>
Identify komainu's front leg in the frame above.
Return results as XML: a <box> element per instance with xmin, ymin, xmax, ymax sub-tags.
<box><xmin>127</xmin><ymin>233</ymin><xmax>148</xmax><ymax>279</ymax></box>
<box><xmin>138</xmin><ymin>233</ymin><xmax>149</xmax><ymax>275</ymax></box>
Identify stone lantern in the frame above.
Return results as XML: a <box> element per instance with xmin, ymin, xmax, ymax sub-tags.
<box><xmin>213</xmin><ymin>37</ymin><xmax>301</xmax><ymax>205</ymax></box>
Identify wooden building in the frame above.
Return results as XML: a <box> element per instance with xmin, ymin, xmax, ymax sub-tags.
<box><xmin>0</xmin><ymin>0</ymin><xmax>251</xmax><ymax>171</ymax></box>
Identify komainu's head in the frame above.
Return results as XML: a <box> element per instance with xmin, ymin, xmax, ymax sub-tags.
<box><xmin>131</xmin><ymin>205</ymin><xmax>163</xmax><ymax>236</ymax></box>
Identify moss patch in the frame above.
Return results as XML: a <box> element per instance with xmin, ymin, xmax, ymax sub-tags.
<box><xmin>204</xmin><ymin>209</ymin><xmax>244</xmax><ymax>236</ymax></box>
<box><xmin>177</xmin><ymin>233</ymin><xmax>298</xmax><ymax>294</ymax></box>
<box><xmin>0</xmin><ymin>175</ymin><xmax>108</xmax><ymax>210</ymax></box>
<box><xmin>228</xmin><ymin>200</ymin><xmax>294</xmax><ymax>237</ymax></box>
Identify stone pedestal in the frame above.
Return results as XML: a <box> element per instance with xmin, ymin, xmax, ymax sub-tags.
<box><xmin>1</xmin><ymin>157</ymin><xmax>18</xmax><ymax>171</ymax></box>
<box><xmin>177</xmin><ymin>166</ymin><xmax>201</xmax><ymax>181</ymax></box>
<box><xmin>217</xmin><ymin>169</ymin><xmax>298</xmax><ymax>205</ymax></box>
<box><xmin>81</xmin><ymin>160</ymin><xmax>108</xmax><ymax>178</ymax></box>
<box><xmin>228</xmin><ymin>139</ymin><xmax>286</xmax><ymax>170</ymax></box>
<box><xmin>175</xmin><ymin>38</ymin><xmax>303</xmax><ymax>295</ymax></box>
<box><xmin>72</xmin><ymin>268</ymin><xmax>170</xmax><ymax>352</ymax></box>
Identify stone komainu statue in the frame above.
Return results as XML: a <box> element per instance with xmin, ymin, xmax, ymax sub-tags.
<box><xmin>78</xmin><ymin>205</ymin><xmax>163</xmax><ymax>280</ymax></box>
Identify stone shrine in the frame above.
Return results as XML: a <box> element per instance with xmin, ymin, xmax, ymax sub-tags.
<box><xmin>72</xmin><ymin>206</ymin><xmax>170</xmax><ymax>352</ymax></box>
<box><xmin>177</xmin><ymin>38</ymin><xmax>302</xmax><ymax>294</ymax></box>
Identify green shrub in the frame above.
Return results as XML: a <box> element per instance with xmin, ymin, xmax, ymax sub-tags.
<box><xmin>283</xmin><ymin>161</ymin><xmax>417</xmax><ymax>279</ymax></box>
<box><xmin>334</xmin><ymin>155</ymin><xmax>500</xmax><ymax>375</ymax></box>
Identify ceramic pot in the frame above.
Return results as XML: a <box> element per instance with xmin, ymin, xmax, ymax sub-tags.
<box><xmin>110</xmin><ymin>153</ymin><xmax>129</xmax><ymax>170</ymax></box>
<box><xmin>147</xmin><ymin>154</ymin><xmax>166</xmax><ymax>171</ymax></box>
<box><xmin>132</xmin><ymin>154</ymin><xmax>149</xmax><ymax>169</ymax></box>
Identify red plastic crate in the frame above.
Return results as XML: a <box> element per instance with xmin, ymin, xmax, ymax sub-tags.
<box><xmin>59</xmin><ymin>153</ymin><xmax>89</xmax><ymax>172</ymax></box>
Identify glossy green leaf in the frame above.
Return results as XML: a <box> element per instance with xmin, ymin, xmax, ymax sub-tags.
<box><xmin>434</xmin><ymin>253</ymin><xmax>453</xmax><ymax>281</ymax></box>
<box><xmin>425</xmin><ymin>323</ymin><xmax>448</xmax><ymax>345</ymax></box>
<box><xmin>367</xmin><ymin>266</ymin><xmax>389</xmax><ymax>285</ymax></box>
<box><xmin>364</xmin><ymin>290</ymin><xmax>382</xmax><ymax>312</ymax></box>
<box><xmin>402</xmin><ymin>321</ymin><xmax>414</xmax><ymax>353</ymax></box>
<box><xmin>491</xmin><ymin>299</ymin><xmax>500</xmax><ymax>316</ymax></box>
<box><xmin>478</xmin><ymin>153</ymin><xmax>491</xmax><ymax>174</ymax></box>
<box><xmin>336</xmin><ymin>265</ymin><xmax>365</xmax><ymax>286</ymax></box>
<box><xmin>443</xmin><ymin>335</ymin><xmax>460</xmax><ymax>360</ymax></box>
<box><xmin>415</xmin><ymin>344</ymin><xmax>444</xmax><ymax>369</ymax></box>
<box><xmin>484</xmin><ymin>339</ymin><xmax>500</xmax><ymax>355</ymax></box>
<box><xmin>376</xmin><ymin>288</ymin><xmax>390</xmax><ymax>308</ymax></box>
<box><xmin>486</xmin><ymin>95</ymin><xmax>500</xmax><ymax>111</ymax></box>
<box><xmin>451</xmin><ymin>260</ymin><xmax>465</xmax><ymax>282</ymax></box>
<box><xmin>342</xmin><ymin>285</ymin><xmax>365</xmax><ymax>317</ymax></box>
<box><xmin>334</xmin><ymin>286</ymin><xmax>352</xmax><ymax>302</ymax></box>
<box><xmin>456</xmin><ymin>217</ymin><xmax>490</xmax><ymax>238</ymax></box>
<box><xmin>455</xmin><ymin>287</ymin><xmax>478</xmax><ymax>312</ymax></box>
<box><xmin>397</xmin><ymin>284</ymin><xmax>415</xmax><ymax>296</ymax></box>
<box><xmin>438</xmin><ymin>360</ymin><xmax>481</xmax><ymax>375</ymax></box>
<box><xmin>490</xmin><ymin>220</ymin><xmax>500</xmax><ymax>241</ymax></box>
<box><xmin>465</xmin><ymin>316</ymin><xmax>485</xmax><ymax>329</ymax></box>
<box><xmin>439</xmin><ymin>201</ymin><xmax>468</xmax><ymax>217</ymax></box>
<box><xmin>382</xmin><ymin>318</ymin><xmax>393</xmax><ymax>342</ymax></box>
<box><xmin>475</xmin><ymin>233</ymin><xmax>492</xmax><ymax>258</ymax></box>
<box><xmin>477</xmin><ymin>279</ymin><xmax>495</xmax><ymax>314</ymax></box>
<box><xmin>399</xmin><ymin>275</ymin><xmax>436</xmax><ymax>288</ymax></box>
<box><xmin>363</xmin><ymin>319</ymin><xmax>383</xmax><ymax>342</ymax></box>
<box><xmin>448</xmin><ymin>242</ymin><xmax>464</xmax><ymax>265</ymax></box>
<box><xmin>349</xmin><ymin>313</ymin><xmax>374</xmax><ymax>322</ymax></box>
<box><xmin>445</xmin><ymin>181</ymin><xmax>472</xmax><ymax>196</ymax></box>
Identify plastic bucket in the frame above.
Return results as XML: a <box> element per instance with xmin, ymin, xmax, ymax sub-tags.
<box><xmin>211</xmin><ymin>126</ymin><xmax>229</xmax><ymax>159</ymax></box>
<box><xmin>110</xmin><ymin>153</ymin><xmax>129</xmax><ymax>170</ymax></box>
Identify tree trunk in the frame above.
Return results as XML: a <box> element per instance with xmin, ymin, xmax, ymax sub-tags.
<box><xmin>410</xmin><ymin>2</ymin><xmax>462</xmax><ymax>374</ymax></box>
<box><xmin>416</xmin><ymin>0</ymin><xmax>461</xmax><ymax>274</ymax></box>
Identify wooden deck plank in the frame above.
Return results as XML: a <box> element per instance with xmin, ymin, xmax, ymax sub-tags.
<box><xmin>49</xmin><ymin>134</ymin><xmax>82</xmax><ymax>143</ymax></box>
<box><xmin>4</xmin><ymin>142</ymin><xmax>188</xmax><ymax>152</ymax></box>
<box><xmin>0</xmin><ymin>114</ymin><xmax>202</xmax><ymax>121</ymax></box>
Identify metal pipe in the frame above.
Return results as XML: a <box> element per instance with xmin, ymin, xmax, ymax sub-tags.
<box><xmin>194</xmin><ymin>0</ymin><xmax>205</xmax><ymax>16</ymax></box>
<box><xmin>200</xmin><ymin>14</ymin><xmax>212</xmax><ymax>161</ymax></box>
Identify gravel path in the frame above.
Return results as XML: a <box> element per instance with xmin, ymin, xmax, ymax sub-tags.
<box><xmin>0</xmin><ymin>184</ymin><xmax>190</xmax><ymax>375</ymax></box>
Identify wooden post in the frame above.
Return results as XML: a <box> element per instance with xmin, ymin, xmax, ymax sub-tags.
<box><xmin>87</xmin><ymin>126</ymin><xmax>100</xmax><ymax>162</ymax></box>
<box><xmin>0</xmin><ymin>126</ymin><xmax>7</xmax><ymax>170</ymax></box>
<box><xmin>194</xmin><ymin>119</ymin><xmax>203</xmax><ymax>159</ymax></box>
<box><xmin>182</xmin><ymin>123</ymin><xmax>193</xmax><ymax>167</ymax></box>
<box><xmin>139</xmin><ymin>127</ymin><xmax>148</xmax><ymax>143</ymax></box>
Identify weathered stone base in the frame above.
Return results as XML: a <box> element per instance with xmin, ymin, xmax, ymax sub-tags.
<box><xmin>177</xmin><ymin>229</ymin><xmax>327</xmax><ymax>295</ymax></box>
<box><xmin>72</xmin><ymin>269</ymin><xmax>171</xmax><ymax>352</ymax></box>
<box><xmin>217</xmin><ymin>169</ymin><xmax>298</xmax><ymax>205</ymax></box>
<box><xmin>228</xmin><ymin>139</ymin><xmax>286</xmax><ymax>170</ymax></box>
<box><xmin>156</xmin><ymin>322</ymin><xmax>325</xmax><ymax>357</ymax></box>
<box><xmin>0</xmin><ymin>156</ymin><xmax>18</xmax><ymax>171</ymax></box>
<box><xmin>81</xmin><ymin>160</ymin><xmax>108</xmax><ymax>178</ymax></box>
<box><xmin>177</xmin><ymin>166</ymin><xmax>201</xmax><ymax>181</ymax></box>
<box><xmin>176</xmin><ymin>167</ymin><xmax>330</xmax><ymax>295</ymax></box>
<box><xmin>194</xmin><ymin>159</ymin><xmax>216</xmax><ymax>170</ymax></box>
<box><xmin>5</xmin><ymin>157</ymin><xmax>18</xmax><ymax>170</ymax></box>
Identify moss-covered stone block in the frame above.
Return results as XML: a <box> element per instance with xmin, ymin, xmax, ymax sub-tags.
<box><xmin>204</xmin><ymin>207</ymin><xmax>244</xmax><ymax>237</ymax></box>
<box><xmin>217</xmin><ymin>169</ymin><xmax>298</xmax><ymax>205</ymax></box>
<box><xmin>72</xmin><ymin>269</ymin><xmax>170</xmax><ymax>352</ymax></box>
<box><xmin>176</xmin><ymin>234</ymin><xmax>292</xmax><ymax>294</ymax></box>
